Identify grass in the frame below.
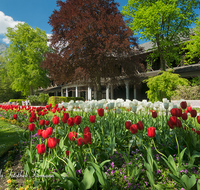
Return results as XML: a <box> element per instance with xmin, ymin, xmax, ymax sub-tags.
<box><xmin>0</xmin><ymin>120</ymin><xmax>25</xmax><ymax>157</ymax></box>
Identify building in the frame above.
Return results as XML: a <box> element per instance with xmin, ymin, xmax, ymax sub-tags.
<box><xmin>38</xmin><ymin>41</ymin><xmax>200</xmax><ymax>101</ymax></box>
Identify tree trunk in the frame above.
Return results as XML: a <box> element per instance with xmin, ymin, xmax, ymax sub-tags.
<box><xmin>160</xmin><ymin>56</ymin><xmax>166</xmax><ymax>71</ymax></box>
<box><xmin>30</xmin><ymin>85</ymin><xmax>33</xmax><ymax>95</ymax></box>
<box><xmin>96</xmin><ymin>76</ymin><xmax>102</xmax><ymax>100</ymax></box>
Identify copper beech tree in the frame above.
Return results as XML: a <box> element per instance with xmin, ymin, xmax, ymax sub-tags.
<box><xmin>43</xmin><ymin>0</ymin><xmax>144</xmax><ymax>100</ymax></box>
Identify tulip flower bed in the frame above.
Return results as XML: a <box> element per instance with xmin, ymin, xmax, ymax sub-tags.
<box><xmin>0</xmin><ymin>98</ymin><xmax>200</xmax><ymax>190</ymax></box>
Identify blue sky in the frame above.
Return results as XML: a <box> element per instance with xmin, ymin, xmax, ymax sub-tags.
<box><xmin>0</xmin><ymin>0</ymin><xmax>199</xmax><ymax>45</ymax></box>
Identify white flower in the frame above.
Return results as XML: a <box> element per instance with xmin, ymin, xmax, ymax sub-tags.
<box><xmin>132</xmin><ymin>99</ymin><xmax>138</xmax><ymax>106</ymax></box>
<box><xmin>116</xmin><ymin>108</ymin><xmax>121</xmax><ymax>114</ymax></box>
<box><xmin>132</xmin><ymin>106</ymin><xmax>137</xmax><ymax>112</ymax></box>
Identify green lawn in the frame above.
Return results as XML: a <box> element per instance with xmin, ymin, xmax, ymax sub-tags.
<box><xmin>0</xmin><ymin>120</ymin><xmax>25</xmax><ymax>157</ymax></box>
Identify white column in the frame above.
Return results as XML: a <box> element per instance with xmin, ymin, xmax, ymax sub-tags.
<box><xmin>94</xmin><ymin>87</ymin><xmax>97</xmax><ymax>100</ymax></box>
<box><xmin>55</xmin><ymin>91</ymin><xmax>58</xmax><ymax>96</ymax></box>
<box><xmin>66</xmin><ymin>88</ymin><xmax>68</xmax><ymax>97</ymax></box>
<box><xmin>75</xmin><ymin>86</ymin><xmax>78</xmax><ymax>97</ymax></box>
<box><xmin>111</xmin><ymin>85</ymin><xmax>114</xmax><ymax>99</ymax></box>
<box><xmin>106</xmin><ymin>85</ymin><xmax>109</xmax><ymax>100</ymax></box>
<box><xmin>61</xmin><ymin>88</ymin><xmax>63</xmax><ymax>96</ymax></box>
<box><xmin>134</xmin><ymin>85</ymin><xmax>137</xmax><ymax>99</ymax></box>
<box><xmin>85</xmin><ymin>90</ymin><xmax>88</xmax><ymax>101</ymax></box>
<box><xmin>125</xmin><ymin>81</ymin><xmax>129</xmax><ymax>100</ymax></box>
<box><xmin>88</xmin><ymin>86</ymin><xmax>92</xmax><ymax>100</ymax></box>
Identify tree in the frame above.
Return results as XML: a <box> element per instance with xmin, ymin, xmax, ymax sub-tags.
<box><xmin>144</xmin><ymin>70</ymin><xmax>190</xmax><ymax>102</ymax></box>
<box><xmin>43</xmin><ymin>0</ymin><xmax>144</xmax><ymax>100</ymax></box>
<box><xmin>122</xmin><ymin>0</ymin><xmax>200</xmax><ymax>71</ymax></box>
<box><xmin>182</xmin><ymin>17</ymin><xmax>200</xmax><ymax>64</ymax></box>
<box><xmin>5</xmin><ymin>23</ymin><xmax>50</xmax><ymax>95</ymax></box>
<box><xmin>0</xmin><ymin>55</ymin><xmax>21</xmax><ymax>102</ymax></box>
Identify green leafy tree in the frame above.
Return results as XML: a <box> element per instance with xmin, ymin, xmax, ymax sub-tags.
<box><xmin>5</xmin><ymin>23</ymin><xmax>50</xmax><ymax>95</ymax></box>
<box><xmin>144</xmin><ymin>70</ymin><xmax>190</xmax><ymax>102</ymax></box>
<box><xmin>0</xmin><ymin>55</ymin><xmax>21</xmax><ymax>102</ymax></box>
<box><xmin>182</xmin><ymin>17</ymin><xmax>200</xmax><ymax>64</ymax></box>
<box><xmin>122</xmin><ymin>0</ymin><xmax>200</xmax><ymax>71</ymax></box>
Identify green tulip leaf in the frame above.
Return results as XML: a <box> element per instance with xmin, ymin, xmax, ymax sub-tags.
<box><xmin>51</xmin><ymin>182</ymin><xmax>70</xmax><ymax>190</ymax></box>
<box><xmin>81</xmin><ymin>166</ymin><xmax>95</xmax><ymax>189</ymax></box>
<box><xmin>66</xmin><ymin>159</ymin><xmax>76</xmax><ymax>178</ymax></box>
<box><xmin>181</xmin><ymin>174</ymin><xmax>196</xmax><ymax>189</ymax></box>
<box><xmin>197</xmin><ymin>179</ymin><xmax>200</xmax><ymax>190</ymax></box>
<box><xmin>179</xmin><ymin>147</ymin><xmax>187</xmax><ymax>165</ymax></box>
<box><xmin>89</xmin><ymin>162</ymin><xmax>107</xmax><ymax>187</ymax></box>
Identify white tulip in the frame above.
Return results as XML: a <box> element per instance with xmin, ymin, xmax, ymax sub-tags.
<box><xmin>116</xmin><ymin>108</ymin><xmax>121</xmax><ymax>114</ymax></box>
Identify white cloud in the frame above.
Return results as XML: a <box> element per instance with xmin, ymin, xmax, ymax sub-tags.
<box><xmin>0</xmin><ymin>11</ymin><xmax>24</xmax><ymax>44</ymax></box>
<box><xmin>2</xmin><ymin>37</ymin><xmax>9</xmax><ymax>44</ymax></box>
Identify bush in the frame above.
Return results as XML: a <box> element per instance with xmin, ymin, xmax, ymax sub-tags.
<box><xmin>48</xmin><ymin>96</ymin><xmax>85</xmax><ymax>107</ymax></box>
<box><xmin>171</xmin><ymin>85</ymin><xmax>200</xmax><ymax>100</ymax></box>
<box><xmin>38</xmin><ymin>93</ymin><xmax>49</xmax><ymax>103</ymax></box>
<box><xmin>9</xmin><ymin>99</ymin><xmax>25</xmax><ymax>106</ymax></box>
<box><xmin>27</xmin><ymin>95</ymin><xmax>39</xmax><ymax>104</ymax></box>
<box><xmin>144</xmin><ymin>70</ymin><xmax>190</xmax><ymax>102</ymax></box>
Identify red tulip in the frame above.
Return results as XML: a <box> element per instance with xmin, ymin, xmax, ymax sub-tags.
<box><xmin>90</xmin><ymin>115</ymin><xmax>95</xmax><ymax>123</ymax></box>
<box><xmin>191</xmin><ymin>109</ymin><xmax>197</xmax><ymax>117</ymax></box>
<box><xmin>45</xmin><ymin>120</ymin><xmax>50</xmax><ymax>126</ymax></box>
<box><xmin>42</xmin><ymin>130</ymin><xmax>49</xmax><ymax>139</ymax></box>
<box><xmin>40</xmin><ymin>120</ymin><xmax>45</xmax><ymax>126</ymax></box>
<box><xmin>52</xmin><ymin>108</ymin><xmax>56</xmax><ymax>113</ymax></box>
<box><xmin>68</xmin><ymin>117</ymin><xmax>74</xmax><ymax>127</ymax></box>
<box><xmin>28</xmin><ymin>123</ymin><xmax>35</xmax><ymax>131</ymax></box>
<box><xmin>187</xmin><ymin>106</ymin><xmax>192</xmax><ymax>113</ymax></box>
<box><xmin>180</xmin><ymin>101</ymin><xmax>187</xmax><ymax>109</ymax></box>
<box><xmin>147</xmin><ymin>127</ymin><xmax>156</xmax><ymax>138</ymax></box>
<box><xmin>46</xmin><ymin>127</ymin><xmax>53</xmax><ymax>136</ymax></box>
<box><xmin>176</xmin><ymin>108</ymin><xmax>182</xmax><ymax>117</ymax></box>
<box><xmin>83</xmin><ymin>132</ymin><xmax>92</xmax><ymax>144</ymax></box>
<box><xmin>38</xmin><ymin>129</ymin><xmax>43</xmax><ymax>137</ymax></box>
<box><xmin>171</xmin><ymin>108</ymin><xmax>177</xmax><ymax>116</ymax></box>
<box><xmin>98</xmin><ymin>108</ymin><xmax>104</xmax><ymax>117</ymax></box>
<box><xmin>38</xmin><ymin>111</ymin><xmax>42</xmax><ymax>116</ymax></box>
<box><xmin>77</xmin><ymin>137</ymin><xmax>84</xmax><ymax>146</ymax></box>
<box><xmin>152</xmin><ymin>111</ymin><xmax>157</xmax><ymax>118</ymax></box>
<box><xmin>68</xmin><ymin>131</ymin><xmax>77</xmax><ymax>141</ymax></box>
<box><xmin>36</xmin><ymin>144</ymin><xmax>45</xmax><ymax>155</ymax></box>
<box><xmin>177</xmin><ymin>119</ymin><xmax>182</xmax><ymax>128</ymax></box>
<box><xmin>125</xmin><ymin>121</ymin><xmax>131</xmax><ymax>130</ymax></box>
<box><xmin>66</xmin><ymin>150</ymin><xmax>70</xmax><ymax>156</ymax></box>
<box><xmin>13</xmin><ymin>114</ymin><xmax>18</xmax><ymax>120</ymax></box>
<box><xmin>196</xmin><ymin>130</ymin><xmax>200</xmax><ymax>135</ymax></box>
<box><xmin>53</xmin><ymin>115</ymin><xmax>60</xmax><ymax>125</ymax></box>
<box><xmin>62</xmin><ymin>112</ymin><xmax>69</xmax><ymax>123</ymax></box>
<box><xmin>63</xmin><ymin>112</ymin><xmax>69</xmax><ymax>120</ymax></box>
<box><xmin>31</xmin><ymin>112</ymin><xmax>36</xmax><ymax>120</ymax></box>
<box><xmin>167</xmin><ymin>120</ymin><xmax>174</xmax><ymax>129</ymax></box>
<box><xmin>182</xmin><ymin>113</ymin><xmax>188</xmax><ymax>120</ymax></box>
<box><xmin>137</xmin><ymin>121</ymin><xmax>144</xmax><ymax>131</ymax></box>
<box><xmin>47</xmin><ymin>137</ymin><xmax>57</xmax><ymax>149</ymax></box>
<box><xmin>74</xmin><ymin>115</ymin><xmax>82</xmax><ymax>125</ymax></box>
<box><xmin>169</xmin><ymin>116</ymin><xmax>177</xmax><ymax>126</ymax></box>
<box><xmin>130</xmin><ymin>124</ymin><xmax>137</xmax><ymax>134</ymax></box>
<box><xmin>84</xmin><ymin>126</ymin><xmax>90</xmax><ymax>133</ymax></box>
<box><xmin>29</xmin><ymin>117</ymin><xmax>33</xmax><ymax>123</ymax></box>
<box><xmin>197</xmin><ymin>116</ymin><xmax>200</xmax><ymax>124</ymax></box>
